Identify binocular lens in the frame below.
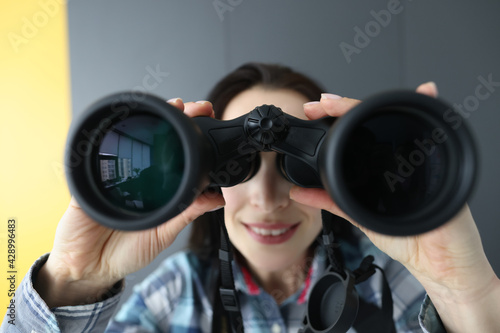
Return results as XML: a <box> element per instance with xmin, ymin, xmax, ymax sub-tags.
<box><xmin>66</xmin><ymin>93</ymin><xmax>212</xmax><ymax>230</ymax></box>
<box><xmin>96</xmin><ymin>114</ymin><xmax>184</xmax><ymax>213</ymax></box>
<box><xmin>323</xmin><ymin>91</ymin><xmax>476</xmax><ymax>235</ymax></box>
<box><xmin>342</xmin><ymin>111</ymin><xmax>447</xmax><ymax>217</ymax></box>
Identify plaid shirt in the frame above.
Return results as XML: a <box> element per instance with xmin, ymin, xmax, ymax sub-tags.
<box><xmin>2</xmin><ymin>230</ymin><xmax>444</xmax><ymax>333</ymax></box>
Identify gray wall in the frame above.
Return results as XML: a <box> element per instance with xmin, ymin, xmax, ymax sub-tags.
<box><xmin>67</xmin><ymin>0</ymin><xmax>500</xmax><ymax>310</ymax></box>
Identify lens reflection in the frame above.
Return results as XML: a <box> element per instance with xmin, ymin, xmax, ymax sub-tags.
<box><xmin>342</xmin><ymin>111</ymin><xmax>447</xmax><ymax>216</ymax></box>
<box><xmin>96</xmin><ymin>114</ymin><xmax>184</xmax><ymax>213</ymax></box>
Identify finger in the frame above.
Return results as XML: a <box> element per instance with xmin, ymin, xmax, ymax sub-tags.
<box><xmin>416</xmin><ymin>81</ymin><xmax>439</xmax><ymax>98</ymax></box>
<box><xmin>289</xmin><ymin>186</ymin><xmax>366</xmax><ymax>232</ymax></box>
<box><xmin>304</xmin><ymin>94</ymin><xmax>361</xmax><ymax>120</ymax></box>
<box><xmin>289</xmin><ymin>186</ymin><xmax>349</xmax><ymax>220</ymax></box>
<box><xmin>319</xmin><ymin>94</ymin><xmax>362</xmax><ymax>117</ymax></box>
<box><xmin>303</xmin><ymin>101</ymin><xmax>326</xmax><ymax>120</ymax></box>
<box><xmin>156</xmin><ymin>191</ymin><xmax>225</xmax><ymax>246</ymax></box>
<box><xmin>64</xmin><ymin>197</ymin><xmax>102</xmax><ymax>229</ymax></box>
<box><xmin>184</xmin><ymin>101</ymin><xmax>215</xmax><ymax>118</ymax></box>
<box><xmin>167</xmin><ymin>97</ymin><xmax>184</xmax><ymax>111</ymax></box>
<box><xmin>68</xmin><ymin>196</ymin><xmax>81</xmax><ymax>209</ymax></box>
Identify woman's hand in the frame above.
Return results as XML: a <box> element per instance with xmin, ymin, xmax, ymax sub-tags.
<box><xmin>35</xmin><ymin>100</ymin><xmax>225</xmax><ymax>308</ymax></box>
<box><xmin>290</xmin><ymin>83</ymin><xmax>500</xmax><ymax>332</ymax></box>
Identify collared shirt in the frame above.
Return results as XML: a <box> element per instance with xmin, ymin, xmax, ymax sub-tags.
<box><xmin>1</xmin><ymin>231</ymin><xmax>445</xmax><ymax>333</ymax></box>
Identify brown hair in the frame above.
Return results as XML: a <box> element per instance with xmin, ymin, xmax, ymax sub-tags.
<box><xmin>188</xmin><ymin>62</ymin><xmax>351</xmax><ymax>259</ymax></box>
<box><xmin>208</xmin><ymin>62</ymin><xmax>324</xmax><ymax>119</ymax></box>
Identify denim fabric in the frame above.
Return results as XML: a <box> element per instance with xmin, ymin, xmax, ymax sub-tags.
<box><xmin>1</xmin><ymin>253</ymin><xmax>122</xmax><ymax>333</ymax></box>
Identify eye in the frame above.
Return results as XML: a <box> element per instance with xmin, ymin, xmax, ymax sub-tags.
<box><xmin>275</xmin><ymin>153</ymin><xmax>291</xmax><ymax>181</ymax></box>
<box><xmin>276</xmin><ymin>154</ymin><xmax>322</xmax><ymax>187</ymax></box>
<box><xmin>240</xmin><ymin>152</ymin><xmax>261</xmax><ymax>183</ymax></box>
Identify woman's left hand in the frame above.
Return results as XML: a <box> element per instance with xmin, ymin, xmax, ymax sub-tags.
<box><xmin>290</xmin><ymin>82</ymin><xmax>500</xmax><ymax>332</ymax></box>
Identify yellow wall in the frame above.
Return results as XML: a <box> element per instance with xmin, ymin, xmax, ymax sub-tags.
<box><xmin>0</xmin><ymin>0</ymin><xmax>71</xmax><ymax>311</ymax></box>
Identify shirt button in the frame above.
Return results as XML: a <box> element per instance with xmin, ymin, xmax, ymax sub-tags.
<box><xmin>271</xmin><ymin>323</ymin><xmax>281</xmax><ymax>333</ymax></box>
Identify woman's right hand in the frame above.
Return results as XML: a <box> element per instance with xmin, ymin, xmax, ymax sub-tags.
<box><xmin>34</xmin><ymin>99</ymin><xmax>225</xmax><ymax>308</ymax></box>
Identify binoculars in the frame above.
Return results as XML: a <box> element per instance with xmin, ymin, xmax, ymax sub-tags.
<box><xmin>65</xmin><ymin>90</ymin><xmax>477</xmax><ymax>235</ymax></box>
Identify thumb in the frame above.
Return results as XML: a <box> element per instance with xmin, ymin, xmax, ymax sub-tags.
<box><xmin>289</xmin><ymin>186</ymin><xmax>350</xmax><ymax>221</ymax></box>
<box><xmin>156</xmin><ymin>192</ymin><xmax>225</xmax><ymax>247</ymax></box>
<box><xmin>416</xmin><ymin>81</ymin><xmax>439</xmax><ymax>98</ymax></box>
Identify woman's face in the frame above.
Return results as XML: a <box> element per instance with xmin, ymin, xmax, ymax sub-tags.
<box><xmin>221</xmin><ymin>86</ymin><xmax>323</xmax><ymax>273</ymax></box>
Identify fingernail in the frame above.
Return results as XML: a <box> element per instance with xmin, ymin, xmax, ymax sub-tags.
<box><xmin>167</xmin><ymin>97</ymin><xmax>181</xmax><ymax>103</ymax></box>
<box><xmin>426</xmin><ymin>81</ymin><xmax>438</xmax><ymax>91</ymax></box>
<box><xmin>321</xmin><ymin>93</ymin><xmax>342</xmax><ymax>100</ymax></box>
<box><xmin>304</xmin><ymin>101</ymin><xmax>320</xmax><ymax>106</ymax></box>
<box><xmin>208</xmin><ymin>205</ymin><xmax>224</xmax><ymax>212</ymax></box>
<box><xmin>196</xmin><ymin>100</ymin><xmax>211</xmax><ymax>105</ymax></box>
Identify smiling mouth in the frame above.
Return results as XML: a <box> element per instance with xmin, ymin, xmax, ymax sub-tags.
<box><xmin>242</xmin><ymin>222</ymin><xmax>300</xmax><ymax>244</ymax></box>
<box><xmin>248</xmin><ymin>226</ymin><xmax>292</xmax><ymax>236</ymax></box>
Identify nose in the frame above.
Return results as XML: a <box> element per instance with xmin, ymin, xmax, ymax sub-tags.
<box><xmin>248</xmin><ymin>152</ymin><xmax>291</xmax><ymax>213</ymax></box>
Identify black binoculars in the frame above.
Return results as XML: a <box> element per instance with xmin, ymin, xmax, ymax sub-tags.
<box><xmin>65</xmin><ymin>90</ymin><xmax>477</xmax><ymax>235</ymax></box>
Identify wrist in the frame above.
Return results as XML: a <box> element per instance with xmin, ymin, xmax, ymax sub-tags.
<box><xmin>423</xmin><ymin>275</ymin><xmax>500</xmax><ymax>333</ymax></box>
<box><xmin>34</xmin><ymin>256</ymin><xmax>122</xmax><ymax>308</ymax></box>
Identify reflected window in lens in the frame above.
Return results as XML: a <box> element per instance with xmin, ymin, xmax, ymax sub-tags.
<box><xmin>96</xmin><ymin>114</ymin><xmax>184</xmax><ymax>213</ymax></box>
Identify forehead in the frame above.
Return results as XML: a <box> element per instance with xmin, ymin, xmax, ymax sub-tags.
<box><xmin>222</xmin><ymin>86</ymin><xmax>310</xmax><ymax>121</ymax></box>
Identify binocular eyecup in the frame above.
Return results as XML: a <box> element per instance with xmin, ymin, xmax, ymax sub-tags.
<box><xmin>65</xmin><ymin>90</ymin><xmax>477</xmax><ymax>235</ymax></box>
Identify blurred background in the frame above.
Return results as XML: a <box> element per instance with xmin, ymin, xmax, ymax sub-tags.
<box><xmin>2</xmin><ymin>0</ymin><xmax>499</xmax><ymax>313</ymax></box>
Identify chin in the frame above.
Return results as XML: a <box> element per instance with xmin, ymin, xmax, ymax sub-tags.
<box><xmin>240</xmin><ymin>246</ymin><xmax>308</xmax><ymax>273</ymax></box>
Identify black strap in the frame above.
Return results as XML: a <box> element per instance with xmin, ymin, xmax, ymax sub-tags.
<box><xmin>214</xmin><ymin>208</ymin><xmax>245</xmax><ymax>333</ymax></box>
<box><xmin>321</xmin><ymin>210</ymin><xmax>346</xmax><ymax>278</ymax></box>
<box><xmin>350</xmin><ymin>255</ymin><xmax>396</xmax><ymax>333</ymax></box>
<box><xmin>212</xmin><ymin>270</ymin><xmax>228</xmax><ymax>333</ymax></box>
<box><xmin>352</xmin><ymin>262</ymin><xmax>396</xmax><ymax>333</ymax></box>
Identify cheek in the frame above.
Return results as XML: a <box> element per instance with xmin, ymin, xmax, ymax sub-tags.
<box><xmin>295</xmin><ymin>204</ymin><xmax>323</xmax><ymax>240</ymax></box>
<box><xmin>307</xmin><ymin>207</ymin><xmax>323</xmax><ymax>231</ymax></box>
<box><xmin>221</xmin><ymin>186</ymin><xmax>246</xmax><ymax>212</ymax></box>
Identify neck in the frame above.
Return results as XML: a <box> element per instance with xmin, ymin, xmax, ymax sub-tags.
<box><xmin>240</xmin><ymin>247</ymin><xmax>315</xmax><ymax>304</ymax></box>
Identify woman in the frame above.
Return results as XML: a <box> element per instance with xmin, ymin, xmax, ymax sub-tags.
<box><xmin>3</xmin><ymin>63</ymin><xmax>499</xmax><ymax>332</ymax></box>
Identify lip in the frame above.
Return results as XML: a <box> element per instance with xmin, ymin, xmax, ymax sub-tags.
<box><xmin>242</xmin><ymin>222</ymin><xmax>300</xmax><ymax>245</ymax></box>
